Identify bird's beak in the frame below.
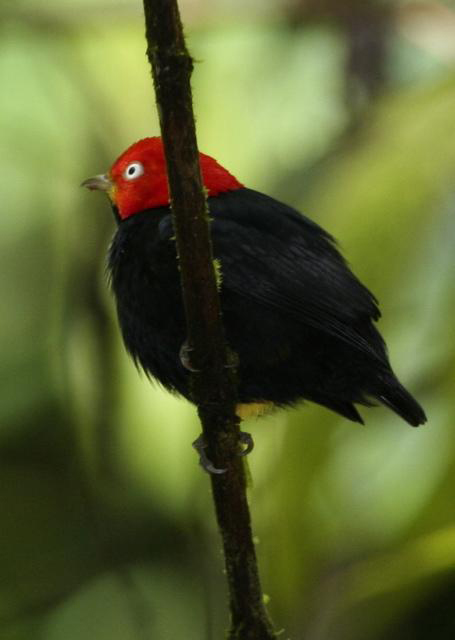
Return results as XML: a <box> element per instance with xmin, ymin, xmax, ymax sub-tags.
<box><xmin>81</xmin><ymin>173</ymin><xmax>113</xmax><ymax>192</ymax></box>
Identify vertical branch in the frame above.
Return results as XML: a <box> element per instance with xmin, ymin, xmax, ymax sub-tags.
<box><xmin>142</xmin><ymin>1</ymin><xmax>276</xmax><ymax>638</ymax></box>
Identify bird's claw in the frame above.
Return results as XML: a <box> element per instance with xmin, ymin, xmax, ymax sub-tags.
<box><xmin>192</xmin><ymin>431</ymin><xmax>254</xmax><ymax>474</ymax></box>
<box><xmin>238</xmin><ymin>431</ymin><xmax>254</xmax><ymax>456</ymax></box>
<box><xmin>192</xmin><ymin>435</ymin><xmax>227</xmax><ymax>475</ymax></box>
<box><xmin>179</xmin><ymin>341</ymin><xmax>200</xmax><ymax>372</ymax></box>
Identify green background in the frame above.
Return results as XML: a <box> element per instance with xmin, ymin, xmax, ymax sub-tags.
<box><xmin>1</xmin><ymin>1</ymin><xmax>454</xmax><ymax>638</ymax></box>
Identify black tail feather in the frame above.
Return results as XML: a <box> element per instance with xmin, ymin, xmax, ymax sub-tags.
<box><xmin>323</xmin><ymin>399</ymin><xmax>365</xmax><ymax>424</ymax></box>
<box><xmin>377</xmin><ymin>378</ymin><xmax>426</xmax><ymax>427</ymax></box>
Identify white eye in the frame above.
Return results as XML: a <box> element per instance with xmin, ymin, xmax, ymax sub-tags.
<box><xmin>123</xmin><ymin>162</ymin><xmax>144</xmax><ymax>181</ymax></box>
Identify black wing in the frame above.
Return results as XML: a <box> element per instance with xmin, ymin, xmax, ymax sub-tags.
<box><xmin>207</xmin><ymin>188</ymin><xmax>386</xmax><ymax>364</ymax></box>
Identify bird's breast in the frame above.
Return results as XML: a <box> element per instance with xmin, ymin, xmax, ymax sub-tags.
<box><xmin>107</xmin><ymin>213</ymin><xmax>188</xmax><ymax>392</ymax></box>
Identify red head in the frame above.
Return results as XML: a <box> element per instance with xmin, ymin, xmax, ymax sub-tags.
<box><xmin>82</xmin><ymin>137</ymin><xmax>243</xmax><ymax>220</ymax></box>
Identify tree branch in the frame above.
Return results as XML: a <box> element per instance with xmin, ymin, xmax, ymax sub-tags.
<box><xmin>142</xmin><ymin>1</ymin><xmax>276</xmax><ymax>637</ymax></box>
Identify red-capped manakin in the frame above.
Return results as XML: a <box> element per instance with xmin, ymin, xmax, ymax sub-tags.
<box><xmin>82</xmin><ymin>137</ymin><xmax>426</xmax><ymax>464</ymax></box>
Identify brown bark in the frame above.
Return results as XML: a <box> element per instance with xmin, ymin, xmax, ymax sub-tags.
<box><xmin>142</xmin><ymin>1</ymin><xmax>276</xmax><ymax>637</ymax></box>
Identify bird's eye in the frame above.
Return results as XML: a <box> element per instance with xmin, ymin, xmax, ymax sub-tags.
<box><xmin>123</xmin><ymin>162</ymin><xmax>144</xmax><ymax>181</ymax></box>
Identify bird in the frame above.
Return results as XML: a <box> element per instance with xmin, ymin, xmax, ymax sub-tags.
<box><xmin>82</xmin><ymin>136</ymin><xmax>426</xmax><ymax>452</ymax></box>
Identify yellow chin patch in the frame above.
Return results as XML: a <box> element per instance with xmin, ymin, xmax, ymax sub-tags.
<box><xmin>107</xmin><ymin>183</ymin><xmax>117</xmax><ymax>203</ymax></box>
<box><xmin>236</xmin><ymin>402</ymin><xmax>275</xmax><ymax>419</ymax></box>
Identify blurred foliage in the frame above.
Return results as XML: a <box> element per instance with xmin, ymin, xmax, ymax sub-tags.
<box><xmin>1</xmin><ymin>0</ymin><xmax>454</xmax><ymax>638</ymax></box>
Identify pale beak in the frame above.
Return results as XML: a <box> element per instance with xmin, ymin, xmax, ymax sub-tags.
<box><xmin>80</xmin><ymin>173</ymin><xmax>113</xmax><ymax>191</ymax></box>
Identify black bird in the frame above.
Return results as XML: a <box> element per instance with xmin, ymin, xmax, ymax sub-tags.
<box><xmin>83</xmin><ymin>137</ymin><xmax>426</xmax><ymax>432</ymax></box>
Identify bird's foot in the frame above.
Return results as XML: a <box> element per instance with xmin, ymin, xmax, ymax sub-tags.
<box><xmin>238</xmin><ymin>431</ymin><xmax>254</xmax><ymax>456</ymax></box>
<box><xmin>192</xmin><ymin>434</ymin><xmax>226</xmax><ymax>475</ymax></box>
<box><xmin>179</xmin><ymin>341</ymin><xmax>200</xmax><ymax>372</ymax></box>
<box><xmin>180</xmin><ymin>342</ymin><xmax>238</xmax><ymax>372</ymax></box>
<box><xmin>192</xmin><ymin>431</ymin><xmax>255</xmax><ymax>474</ymax></box>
